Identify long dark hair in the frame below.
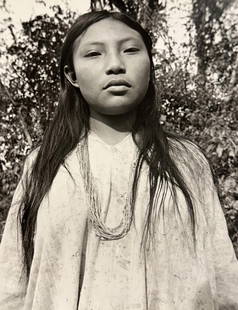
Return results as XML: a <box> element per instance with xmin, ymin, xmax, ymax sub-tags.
<box><xmin>20</xmin><ymin>10</ymin><xmax>197</xmax><ymax>276</ymax></box>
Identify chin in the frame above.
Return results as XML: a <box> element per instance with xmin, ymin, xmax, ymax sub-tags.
<box><xmin>99</xmin><ymin>102</ymin><xmax>139</xmax><ymax>116</ymax></box>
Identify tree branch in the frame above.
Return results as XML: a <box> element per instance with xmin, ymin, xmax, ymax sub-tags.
<box><xmin>223</xmin><ymin>53</ymin><xmax>238</xmax><ymax>103</ymax></box>
<box><xmin>35</xmin><ymin>0</ymin><xmax>46</xmax><ymax>6</ymax></box>
<box><xmin>0</xmin><ymin>0</ymin><xmax>7</xmax><ymax>10</ymax></box>
<box><xmin>0</xmin><ymin>80</ymin><xmax>33</xmax><ymax>147</ymax></box>
<box><xmin>8</xmin><ymin>25</ymin><xmax>17</xmax><ymax>45</ymax></box>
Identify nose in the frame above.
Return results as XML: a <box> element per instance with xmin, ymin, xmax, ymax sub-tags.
<box><xmin>105</xmin><ymin>52</ymin><xmax>126</xmax><ymax>75</ymax></box>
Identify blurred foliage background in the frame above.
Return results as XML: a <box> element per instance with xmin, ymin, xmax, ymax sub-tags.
<box><xmin>0</xmin><ymin>0</ymin><xmax>238</xmax><ymax>256</ymax></box>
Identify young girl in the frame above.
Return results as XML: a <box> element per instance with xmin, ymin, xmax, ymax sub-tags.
<box><xmin>0</xmin><ymin>10</ymin><xmax>238</xmax><ymax>310</ymax></box>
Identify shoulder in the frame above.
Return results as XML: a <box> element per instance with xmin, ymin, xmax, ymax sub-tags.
<box><xmin>168</xmin><ymin>136</ymin><xmax>213</xmax><ymax>186</ymax></box>
<box><xmin>23</xmin><ymin>145</ymin><xmax>77</xmax><ymax>174</ymax></box>
<box><xmin>24</xmin><ymin>147</ymin><xmax>40</xmax><ymax>167</ymax></box>
<box><xmin>18</xmin><ymin>147</ymin><xmax>40</xmax><ymax>182</ymax></box>
<box><xmin>168</xmin><ymin>137</ymin><xmax>206</xmax><ymax>166</ymax></box>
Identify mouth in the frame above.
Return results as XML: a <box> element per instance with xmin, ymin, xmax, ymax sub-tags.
<box><xmin>103</xmin><ymin>79</ymin><xmax>131</xmax><ymax>89</ymax></box>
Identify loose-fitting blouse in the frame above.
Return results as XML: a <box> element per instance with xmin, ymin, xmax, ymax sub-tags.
<box><xmin>0</xmin><ymin>132</ymin><xmax>238</xmax><ymax>310</ymax></box>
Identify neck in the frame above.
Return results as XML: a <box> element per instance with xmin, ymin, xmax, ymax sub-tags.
<box><xmin>89</xmin><ymin>109</ymin><xmax>136</xmax><ymax>145</ymax></box>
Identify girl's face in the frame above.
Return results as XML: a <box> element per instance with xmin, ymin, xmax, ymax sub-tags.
<box><xmin>71</xmin><ymin>18</ymin><xmax>151</xmax><ymax>116</ymax></box>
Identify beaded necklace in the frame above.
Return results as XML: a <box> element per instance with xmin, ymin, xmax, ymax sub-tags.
<box><xmin>77</xmin><ymin>136</ymin><xmax>138</xmax><ymax>240</ymax></box>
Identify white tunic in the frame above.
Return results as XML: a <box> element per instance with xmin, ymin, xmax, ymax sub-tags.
<box><xmin>0</xmin><ymin>132</ymin><xmax>238</xmax><ymax>309</ymax></box>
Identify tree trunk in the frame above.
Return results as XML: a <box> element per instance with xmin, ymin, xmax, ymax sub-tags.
<box><xmin>192</xmin><ymin>0</ymin><xmax>208</xmax><ymax>80</ymax></box>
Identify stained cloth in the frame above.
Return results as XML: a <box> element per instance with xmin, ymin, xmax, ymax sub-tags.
<box><xmin>0</xmin><ymin>132</ymin><xmax>238</xmax><ymax>309</ymax></box>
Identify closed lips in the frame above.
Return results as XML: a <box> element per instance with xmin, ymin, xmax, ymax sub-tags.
<box><xmin>103</xmin><ymin>80</ymin><xmax>131</xmax><ymax>89</ymax></box>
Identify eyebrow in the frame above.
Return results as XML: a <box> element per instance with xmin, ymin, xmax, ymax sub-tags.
<box><xmin>81</xmin><ymin>37</ymin><xmax>141</xmax><ymax>47</ymax></box>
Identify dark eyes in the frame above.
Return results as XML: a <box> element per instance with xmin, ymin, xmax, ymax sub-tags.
<box><xmin>124</xmin><ymin>47</ymin><xmax>140</xmax><ymax>53</ymax></box>
<box><xmin>84</xmin><ymin>51</ymin><xmax>101</xmax><ymax>57</ymax></box>
<box><xmin>84</xmin><ymin>47</ymin><xmax>140</xmax><ymax>58</ymax></box>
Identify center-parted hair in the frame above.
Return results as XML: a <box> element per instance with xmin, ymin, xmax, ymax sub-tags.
<box><xmin>19</xmin><ymin>10</ymin><xmax>197</xmax><ymax>276</ymax></box>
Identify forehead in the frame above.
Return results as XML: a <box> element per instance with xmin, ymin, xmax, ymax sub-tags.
<box><xmin>73</xmin><ymin>18</ymin><xmax>144</xmax><ymax>49</ymax></box>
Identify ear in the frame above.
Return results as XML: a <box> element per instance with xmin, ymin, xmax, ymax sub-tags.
<box><xmin>64</xmin><ymin>65</ymin><xmax>80</xmax><ymax>88</ymax></box>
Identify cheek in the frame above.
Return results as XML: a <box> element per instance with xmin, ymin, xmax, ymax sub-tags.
<box><xmin>134</xmin><ymin>60</ymin><xmax>151</xmax><ymax>92</ymax></box>
<box><xmin>75</xmin><ymin>68</ymin><xmax>91</xmax><ymax>88</ymax></box>
<box><xmin>75</xmin><ymin>69</ymin><xmax>98</xmax><ymax>98</ymax></box>
<box><xmin>143</xmin><ymin>57</ymin><xmax>151</xmax><ymax>78</ymax></box>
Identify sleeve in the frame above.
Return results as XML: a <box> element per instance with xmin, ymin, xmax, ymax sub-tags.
<box><xmin>0</xmin><ymin>153</ymin><xmax>35</xmax><ymax>310</ymax></box>
<box><xmin>203</xmin><ymin>167</ymin><xmax>238</xmax><ymax>309</ymax></box>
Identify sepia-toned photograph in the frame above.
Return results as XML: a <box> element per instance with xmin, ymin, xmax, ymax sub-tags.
<box><xmin>0</xmin><ymin>0</ymin><xmax>238</xmax><ymax>309</ymax></box>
